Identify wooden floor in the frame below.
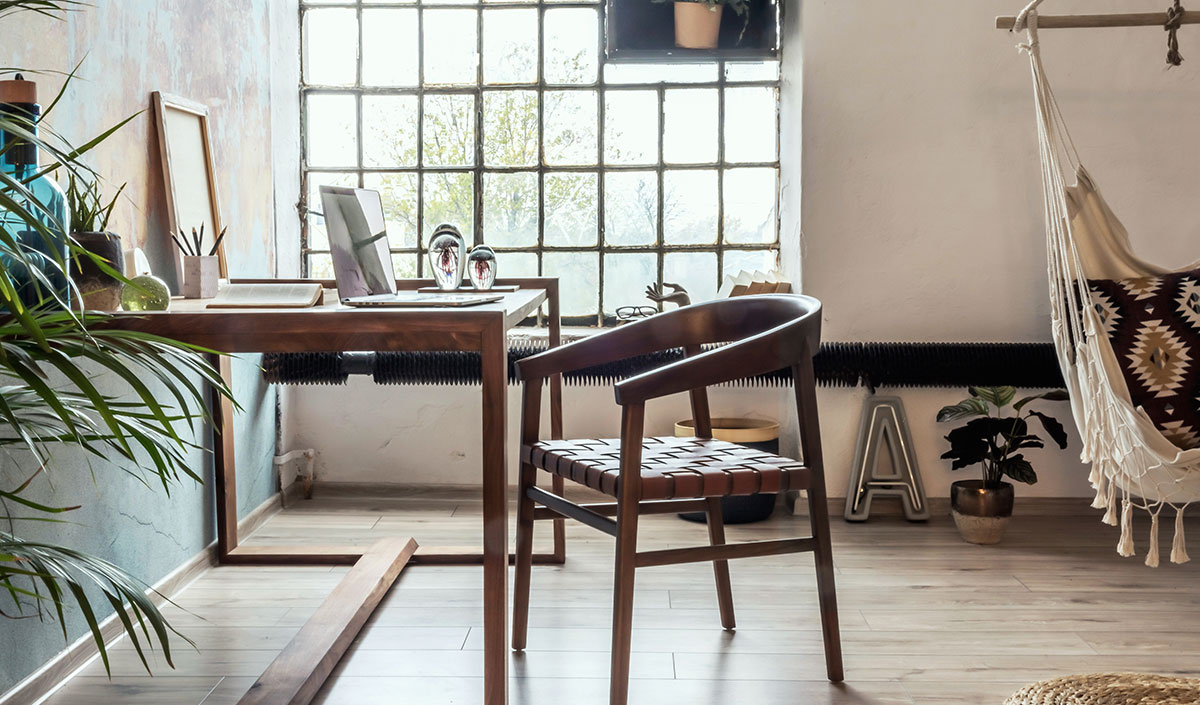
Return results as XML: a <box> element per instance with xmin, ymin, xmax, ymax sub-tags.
<box><xmin>41</xmin><ymin>490</ymin><xmax>1200</xmax><ymax>705</ymax></box>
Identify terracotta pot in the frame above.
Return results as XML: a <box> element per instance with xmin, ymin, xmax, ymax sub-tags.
<box><xmin>950</xmin><ymin>479</ymin><xmax>1014</xmax><ymax>545</ymax></box>
<box><xmin>674</xmin><ymin>1</ymin><xmax>723</xmax><ymax>49</ymax></box>
<box><xmin>70</xmin><ymin>231</ymin><xmax>124</xmax><ymax>312</ymax></box>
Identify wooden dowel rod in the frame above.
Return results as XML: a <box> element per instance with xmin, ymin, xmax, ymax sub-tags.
<box><xmin>996</xmin><ymin>11</ymin><xmax>1200</xmax><ymax>30</ymax></box>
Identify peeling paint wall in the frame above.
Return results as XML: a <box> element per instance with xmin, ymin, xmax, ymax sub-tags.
<box><xmin>0</xmin><ymin>0</ymin><xmax>298</xmax><ymax>695</ymax></box>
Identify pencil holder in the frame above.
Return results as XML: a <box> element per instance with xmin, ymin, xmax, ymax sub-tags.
<box><xmin>182</xmin><ymin>255</ymin><xmax>219</xmax><ymax>299</ymax></box>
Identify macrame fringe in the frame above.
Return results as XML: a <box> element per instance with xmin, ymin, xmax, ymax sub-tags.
<box><xmin>1091</xmin><ymin>473</ymin><xmax>1108</xmax><ymax>510</ymax></box>
<box><xmin>1118</xmin><ymin>499</ymin><xmax>1135</xmax><ymax>557</ymax></box>
<box><xmin>1101</xmin><ymin>482</ymin><xmax>1118</xmax><ymax>526</ymax></box>
<box><xmin>1146</xmin><ymin>511</ymin><xmax>1160</xmax><ymax>568</ymax></box>
<box><xmin>1172</xmin><ymin>507</ymin><xmax>1191</xmax><ymax>564</ymax></box>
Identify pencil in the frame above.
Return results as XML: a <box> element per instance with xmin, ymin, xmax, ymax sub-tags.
<box><xmin>208</xmin><ymin>226</ymin><xmax>227</xmax><ymax>257</ymax></box>
<box><xmin>172</xmin><ymin>229</ymin><xmax>193</xmax><ymax>256</ymax></box>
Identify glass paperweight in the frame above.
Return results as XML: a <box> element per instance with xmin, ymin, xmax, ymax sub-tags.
<box><xmin>467</xmin><ymin>245</ymin><xmax>497</xmax><ymax>291</ymax></box>
<box><xmin>120</xmin><ymin>275</ymin><xmax>171</xmax><ymax>311</ymax></box>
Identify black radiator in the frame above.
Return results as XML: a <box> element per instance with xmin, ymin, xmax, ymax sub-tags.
<box><xmin>261</xmin><ymin>341</ymin><xmax>1064</xmax><ymax>390</ymax></box>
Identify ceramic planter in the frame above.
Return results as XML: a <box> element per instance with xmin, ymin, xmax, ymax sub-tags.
<box><xmin>70</xmin><ymin>231</ymin><xmax>124</xmax><ymax>311</ymax></box>
<box><xmin>182</xmin><ymin>255</ymin><xmax>219</xmax><ymax>299</ymax></box>
<box><xmin>674</xmin><ymin>1</ymin><xmax>723</xmax><ymax>49</ymax></box>
<box><xmin>950</xmin><ymin>479</ymin><xmax>1014</xmax><ymax>545</ymax></box>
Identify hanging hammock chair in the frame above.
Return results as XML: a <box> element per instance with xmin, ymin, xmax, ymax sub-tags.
<box><xmin>1014</xmin><ymin>1</ymin><xmax>1200</xmax><ymax>565</ymax></box>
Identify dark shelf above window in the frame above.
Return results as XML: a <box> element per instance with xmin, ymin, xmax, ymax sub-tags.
<box><xmin>605</xmin><ymin>0</ymin><xmax>780</xmax><ymax>63</ymax></box>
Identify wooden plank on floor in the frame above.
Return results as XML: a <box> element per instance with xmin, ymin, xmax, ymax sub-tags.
<box><xmin>236</xmin><ymin>537</ymin><xmax>417</xmax><ymax>705</ymax></box>
<box><xmin>225</xmin><ymin>545</ymin><xmax>366</xmax><ymax>566</ymax></box>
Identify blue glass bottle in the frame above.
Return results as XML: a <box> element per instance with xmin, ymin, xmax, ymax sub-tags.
<box><xmin>0</xmin><ymin>75</ymin><xmax>69</xmax><ymax>309</ymax></box>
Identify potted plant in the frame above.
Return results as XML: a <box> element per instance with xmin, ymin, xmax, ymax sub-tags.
<box><xmin>664</xmin><ymin>0</ymin><xmax>750</xmax><ymax>49</ymax></box>
<box><xmin>66</xmin><ymin>174</ymin><xmax>125</xmax><ymax>311</ymax></box>
<box><xmin>936</xmin><ymin>386</ymin><xmax>1069</xmax><ymax>544</ymax></box>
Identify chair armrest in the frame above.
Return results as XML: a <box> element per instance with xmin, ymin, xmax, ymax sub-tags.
<box><xmin>613</xmin><ymin>329</ymin><xmax>809</xmax><ymax>405</ymax></box>
<box><xmin>515</xmin><ymin>309</ymin><xmax>697</xmax><ymax>381</ymax></box>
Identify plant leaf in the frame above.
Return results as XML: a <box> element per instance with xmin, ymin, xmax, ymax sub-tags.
<box><xmin>969</xmin><ymin>385</ymin><xmax>1016</xmax><ymax>409</ymax></box>
<box><xmin>936</xmin><ymin>396</ymin><xmax>990</xmax><ymax>422</ymax></box>
<box><xmin>1013</xmin><ymin>389</ymin><xmax>1071</xmax><ymax>412</ymax></box>
<box><xmin>1028</xmin><ymin>411</ymin><xmax>1070</xmax><ymax>449</ymax></box>
<box><xmin>998</xmin><ymin>454</ymin><xmax>1038</xmax><ymax>484</ymax></box>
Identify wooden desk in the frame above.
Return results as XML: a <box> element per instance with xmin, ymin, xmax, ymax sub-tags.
<box><xmin>107</xmin><ymin>277</ymin><xmax>563</xmax><ymax>705</ymax></box>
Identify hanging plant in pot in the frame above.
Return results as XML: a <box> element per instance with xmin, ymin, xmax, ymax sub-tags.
<box><xmin>662</xmin><ymin>0</ymin><xmax>751</xmax><ymax>49</ymax></box>
<box><xmin>936</xmin><ymin>386</ymin><xmax>1070</xmax><ymax>545</ymax></box>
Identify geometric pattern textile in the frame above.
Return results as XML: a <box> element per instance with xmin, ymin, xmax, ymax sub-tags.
<box><xmin>1089</xmin><ymin>268</ymin><xmax>1200</xmax><ymax>450</ymax></box>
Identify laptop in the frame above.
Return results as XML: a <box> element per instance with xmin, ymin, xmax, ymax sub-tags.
<box><xmin>318</xmin><ymin>186</ymin><xmax>503</xmax><ymax>308</ymax></box>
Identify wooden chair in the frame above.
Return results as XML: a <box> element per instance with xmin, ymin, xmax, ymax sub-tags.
<box><xmin>511</xmin><ymin>294</ymin><xmax>843</xmax><ymax>705</ymax></box>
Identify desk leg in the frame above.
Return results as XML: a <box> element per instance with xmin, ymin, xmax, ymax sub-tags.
<box><xmin>481</xmin><ymin>319</ymin><xmax>509</xmax><ymax>705</ymax></box>
<box><xmin>208</xmin><ymin>353</ymin><xmax>239</xmax><ymax>559</ymax></box>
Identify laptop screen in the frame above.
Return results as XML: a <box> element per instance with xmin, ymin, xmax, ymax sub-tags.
<box><xmin>318</xmin><ymin>186</ymin><xmax>395</xmax><ymax>298</ymax></box>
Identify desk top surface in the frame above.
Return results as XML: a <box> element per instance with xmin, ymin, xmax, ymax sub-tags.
<box><xmin>107</xmin><ymin>285</ymin><xmax>550</xmax><ymax>353</ymax></box>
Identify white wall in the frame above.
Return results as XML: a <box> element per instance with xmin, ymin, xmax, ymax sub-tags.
<box><xmin>281</xmin><ymin>0</ymin><xmax>1200</xmax><ymax>502</ymax></box>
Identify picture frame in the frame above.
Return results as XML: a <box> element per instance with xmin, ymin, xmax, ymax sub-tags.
<box><xmin>604</xmin><ymin>0</ymin><xmax>780</xmax><ymax>62</ymax></box>
<box><xmin>152</xmin><ymin>91</ymin><xmax>228</xmax><ymax>291</ymax></box>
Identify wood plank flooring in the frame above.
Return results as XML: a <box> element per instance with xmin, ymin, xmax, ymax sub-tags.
<box><xmin>39</xmin><ymin>490</ymin><xmax>1200</xmax><ymax>705</ymax></box>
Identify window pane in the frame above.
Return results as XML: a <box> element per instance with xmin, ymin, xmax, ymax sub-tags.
<box><xmin>423</xmin><ymin>10</ymin><xmax>479</xmax><ymax>85</ymax></box>
<box><xmin>484</xmin><ymin>172</ymin><xmax>538</xmax><ymax>247</ymax></box>
<box><xmin>362</xmin><ymin>10</ymin><xmax>419</xmax><ymax>86</ymax></box>
<box><xmin>722</xmin><ymin>249</ymin><xmax>776</xmax><ymax>280</ymax></box>
<box><xmin>423</xmin><ymin>94</ymin><xmax>475</xmax><ymax>167</ymax></box>
<box><xmin>663</xmin><ymin>170</ymin><xmax>717</xmax><ymax>245</ymax></box>
<box><xmin>363</xmin><ymin>95</ymin><xmax>419</xmax><ymax>168</ymax></box>
<box><xmin>603</xmin><ymin>252</ymin><xmax>656</xmax><ymax>315</ymax></box>
<box><xmin>724</xmin><ymin>87</ymin><xmax>777</xmax><ymax>163</ymax></box>
<box><xmin>483</xmin><ymin>9</ymin><xmax>538</xmax><ymax>84</ymax></box>
<box><xmin>544</xmin><ymin>251</ymin><xmax>599</xmax><ymax>317</ymax></box>
<box><xmin>391</xmin><ymin>252</ymin><xmax>419</xmax><ymax>279</ymax></box>
<box><xmin>724</xmin><ymin>167</ymin><xmax>777</xmax><ymax>244</ymax></box>
<box><xmin>545</xmin><ymin>90</ymin><xmax>597</xmax><ymax>166</ymax></box>
<box><xmin>545</xmin><ymin>173</ymin><xmax>597</xmax><ymax>246</ymax></box>
<box><xmin>663</xmin><ymin>89</ymin><xmax>717</xmax><ymax>164</ymax></box>
<box><xmin>725</xmin><ymin>61</ymin><xmax>779</xmax><ymax>82</ymax></box>
<box><xmin>604</xmin><ymin>90</ymin><xmax>657</xmax><ymax>165</ymax></box>
<box><xmin>364</xmin><ymin>172</ymin><xmax>419</xmax><ymax>249</ymax></box>
<box><xmin>544</xmin><ymin>9</ymin><xmax>599</xmax><ymax>85</ymax></box>
<box><xmin>484</xmin><ymin>91</ymin><xmax>538</xmax><ymax>167</ymax></box>
<box><xmin>664</xmin><ymin>252</ymin><xmax>717</xmax><ymax>303</ymax></box>
<box><xmin>308</xmin><ymin>253</ymin><xmax>334</xmax><ymax>279</ymax></box>
<box><xmin>306</xmin><ymin>172</ymin><xmax>358</xmax><ymax>251</ymax></box>
<box><xmin>604</xmin><ymin>171</ymin><xmax>656</xmax><ymax>246</ymax></box>
<box><xmin>604</xmin><ymin>62</ymin><xmax>717</xmax><ymax>84</ymax></box>
<box><xmin>497</xmin><ymin>251</ymin><xmax>539</xmax><ymax>278</ymax></box>
<box><xmin>423</xmin><ymin>172</ymin><xmax>474</xmax><ymax>246</ymax></box>
<box><xmin>303</xmin><ymin>9</ymin><xmax>357</xmax><ymax>86</ymax></box>
<box><xmin>306</xmin><ymin>94</ymin><xmax>357</xmax><ymax>167</ymax></box>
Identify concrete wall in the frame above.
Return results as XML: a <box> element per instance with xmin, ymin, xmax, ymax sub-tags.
<box><xmin>282</xmin><ymin>0</ymin><xmax>1199</xmax><ymax>502</ymax></box>
<box><xmin>0</xmin><ymin>0</ymin><xmax>297</xmax><ymax>695</ymax></box>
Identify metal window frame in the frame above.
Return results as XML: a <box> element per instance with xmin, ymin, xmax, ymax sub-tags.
<box><xmin>299</xmin><ymin>0</ymin><xmax>782</xmax><ymax>326</ymax></box>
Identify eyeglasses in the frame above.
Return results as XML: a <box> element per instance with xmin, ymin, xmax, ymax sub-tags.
<box><xmin>615</xmin><ymin>305</ymin><xmax>657</xmax><ymax>320</ymax></box>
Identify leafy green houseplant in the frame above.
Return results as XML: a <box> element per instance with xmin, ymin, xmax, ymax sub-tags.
<box><xmin>67</xmin><ymin>174</ymin><xmax>126</xmax><ymax>311</ymax></box>
<box><xmin>2</xmin><ymin>0</ymin><xmax>235</xmax><ymax>677</ymax></box>
<box><xmin>936</xmin><ymin>386</ymin><xmax>1069</xmax><ymax>544</ymax></box>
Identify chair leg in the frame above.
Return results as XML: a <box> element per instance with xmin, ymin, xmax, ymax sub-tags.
<box><xmin>552</xmin><ymin>474</ymin><xmax>567</xmax><ymax>562</ymax></box>
<box><xmin>705</xmin><ymin>497</ymin><xmax>736</xmax><ymax>630</ymax></box>
<box><xmin>807</xmin><ymin>483</ymin><xmax>844</xmax><ymax>682</ymax></box>
<box><xmin>609</xmin><ymin>494</ymin><xmax>640</xmax><ymax>705</ymax></box>
<box><xmin>511</xmin><ymin>463</ymin><xmax>537</xmax><ymax>650</ymax></box>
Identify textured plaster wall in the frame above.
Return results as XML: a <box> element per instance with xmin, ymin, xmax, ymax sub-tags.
<box><xmin>0</xmin><ymin>0</ymin><xmax>297</xmax><ymax>694</ymax></box>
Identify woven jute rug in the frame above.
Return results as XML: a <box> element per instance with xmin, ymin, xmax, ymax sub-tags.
<box><xmin>1005</xmin><ymin>673</ymin><xmax>1200</xmax><ymax>705</ymax></box>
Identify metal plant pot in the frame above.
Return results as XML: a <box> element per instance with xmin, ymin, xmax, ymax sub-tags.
<box><xmin>70</xmin><ymin>231</ymin><xmax>124</xmax><ymax>312</ymax></box>
<box><xmin>674</xmin><ymin>1</ymin><xmax>723</xmax><ymax>49</ymax></box>
<box><xmin>677</xmin><ymin>417</ymin><xmax>780</xmax><ymax>524</ymax></box>
<box><xmin>950</xmin><ymin>479</ymin><xmax>1014</xmax><ymax>545</ymax></box>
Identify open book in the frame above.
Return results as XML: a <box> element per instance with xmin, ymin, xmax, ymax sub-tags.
<box><xmin>206</xmin><ymin>282</ymin><xmax>325</xmax><ymax>309</ymax></box>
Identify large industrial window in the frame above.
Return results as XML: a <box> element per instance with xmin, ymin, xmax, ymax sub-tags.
<box><xmin>300</xmin><ymin>0</ymin><xmax>781</xmax><ymax>324</ymax></box>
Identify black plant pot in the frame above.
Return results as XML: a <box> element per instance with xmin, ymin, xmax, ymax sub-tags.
<box><xmin>70</xmin><ymin>231</ymin><xmax>124</xmax><ymax>311</ymax></box>
<box><xmin>950</xmin><ymin>479</ymin><xmax>1014</xmax><ymax>545</ymax></box>
<box><xmin>678</xmin><ymin>418</ymin><xmax>781</xmax><ymax>525</ymax></box>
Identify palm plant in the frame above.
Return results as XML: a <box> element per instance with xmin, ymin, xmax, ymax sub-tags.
<box><xmin>2</xmin><ymin>0</ymin><xmax>235</xmax><ymax>674</ymax></box>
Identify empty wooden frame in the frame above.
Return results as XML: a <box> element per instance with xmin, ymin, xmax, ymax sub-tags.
<box><xmin>152</xmin><ymin>91</ymin><xmax>228</xmax><ymax>289</ymax></box>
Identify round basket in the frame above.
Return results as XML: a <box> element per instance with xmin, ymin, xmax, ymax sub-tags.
<box><xmin>1005</xmin><ymin>673</ymin><xmax>1200</xmax><ymax>705</ymax></box>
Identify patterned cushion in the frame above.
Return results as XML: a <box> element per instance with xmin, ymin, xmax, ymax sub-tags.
<box><xmin>521</xmin><ymin>436</ymin><xmax>809</xmax><ymax>500</ymax></box>
<box><xmin>1088</xmin><ymin>268</ymin><xmax>1200</xmax><ymax>450</ymax></box>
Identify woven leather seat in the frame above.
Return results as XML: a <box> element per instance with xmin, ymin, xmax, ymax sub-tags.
<box><xmin>523</xmin><ymin>436</ymin><xmax>809</xmax><ymax>500</ymax></box>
